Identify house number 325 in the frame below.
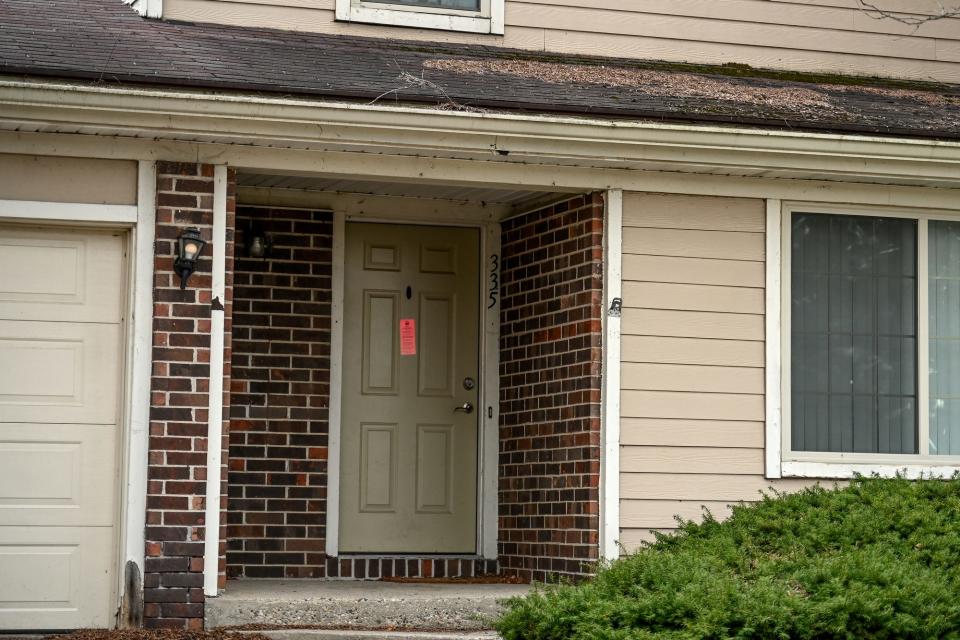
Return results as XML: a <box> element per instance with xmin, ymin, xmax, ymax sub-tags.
<box><xmin>487</xmin><ymin>253</ymin><xmax>500</xmax><ymax>309</ymax></box>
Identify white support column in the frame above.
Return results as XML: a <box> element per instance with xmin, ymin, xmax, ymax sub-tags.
<box><xmin>480</xmin><ymin>221</ymin><xmax>501</xmax><ymax>560</ymax></box>
<box><xmin>203</xmin><ymin>165</ymin><xmax>228</xmax><ymax>597</ymax></box>
<box><xmin>765</xmin><ymin>199</ymin><xmax>783</xmax><ymax>479</ymax></box>
<box><xmin>325</xmin><ymin>211</ymin><xmax>346</xmax><ymax>558</ymax></box>
<box><xmin>600</xmin><ymin>189</ymin><xmax>623</xmax><ymax>561</ymax></box>
<box><xmin>124</xmin><ymin>160</ymin><xmax>156</xmax><ymax>584</ymax></box>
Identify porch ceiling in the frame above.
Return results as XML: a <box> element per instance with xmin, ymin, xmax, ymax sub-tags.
<box><xmin>236</xmin><ymin>171</ymin><xmax>571</xmax><ymax>220</ymax></box>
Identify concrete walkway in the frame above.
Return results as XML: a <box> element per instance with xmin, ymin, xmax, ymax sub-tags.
<box><xmin>258</xmin><ymin>630</ymin><xmax>499</xmax><ymax>640</ymax></box>
<box><xmin>206</xmin><ymin>580</ymin><xmax>530</xmax><ymax>631</ymax></box>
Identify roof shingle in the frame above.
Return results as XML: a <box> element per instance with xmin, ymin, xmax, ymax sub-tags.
<box><xmin>1</xmin><ymin>0</ymin><xmax>959</xmax><ymax>139</ymax></box>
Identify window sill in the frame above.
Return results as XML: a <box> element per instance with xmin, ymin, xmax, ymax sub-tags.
<box><xmin>337</xmin><ymin>5</ymin><xmax>502</xmax><ymax>34</ymax></box>
<box><xmin>780</xmin><ymin>460</ymin><xmax>960</xmax><ymax>480</ymax></box>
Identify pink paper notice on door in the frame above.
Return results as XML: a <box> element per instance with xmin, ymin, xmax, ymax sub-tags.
<box><xmin>400</xmin><ymin>318</ymin><xmax>417</xmax><ymax>355</ymax></box>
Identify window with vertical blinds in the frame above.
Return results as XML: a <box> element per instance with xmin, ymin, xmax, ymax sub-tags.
<box><xmin>791</xmin><ymin>213</ymin><xmax>917</xmax><ymax>454</ymax></box>
<box><xmin>787</xmin><ymin>210</ymin><xmax>960</xmax><ymax>461</ymax></box>
<box><xmin>929</xmin><ymin>221</ymin><xmax>960</xmax><ymax>455</ymax></box>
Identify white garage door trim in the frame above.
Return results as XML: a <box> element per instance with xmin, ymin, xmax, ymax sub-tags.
<box><xmin>0</xmin><ymin>200</ymin><xmax>137</xmax><ymax>224</ymax></box>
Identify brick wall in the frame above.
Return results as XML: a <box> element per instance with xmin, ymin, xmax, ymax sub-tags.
<box><xmin>227</xmin><ymin>207</ymin><xmax>333</xmax><ymax>578</ymax></box>
<box><xmin>144</xmin><ymin>162</ymin><xmax>235</xmax><ymax>629</ymax></box>
<box><xmin>224</xmin><ymin>199</ymin><xmax>603</xmax><ymax>584</ymax></box>
<box><xmin>498</xmin><ymin>193</ymin><xmax>604</xmax><ymax>583</ymax></box>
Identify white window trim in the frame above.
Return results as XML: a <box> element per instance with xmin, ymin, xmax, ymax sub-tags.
<box><xmin>335</xmin><ymin>0</ymin><xmax>504</xmax><ymax>34</ymax></box>
<box><xmin>767</xmin><ymin>200</ymin><xmax>960</xmax><ymax>480</ymax></box>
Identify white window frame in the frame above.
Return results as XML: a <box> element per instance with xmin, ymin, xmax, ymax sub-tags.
<box><xmin>335</xmin><ymin>0</ymin><xmax>504</xmax><ymax>34</ymax></box>
<box><xmin>767</xmin><ymin>200</ymin><xmax>960</xmax><ymax>480</ymax></box>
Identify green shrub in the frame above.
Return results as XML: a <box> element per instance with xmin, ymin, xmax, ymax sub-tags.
<box><xmin>496</xmin><ymin>476</ymin><xmax>960</xmax><ymax>640</ymax></box>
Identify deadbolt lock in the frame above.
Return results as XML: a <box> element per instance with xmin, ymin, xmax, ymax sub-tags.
<box><xmin>462</xmin><ymin>377</ymin><xmax>475</xmax><ymax>390</ymax></box>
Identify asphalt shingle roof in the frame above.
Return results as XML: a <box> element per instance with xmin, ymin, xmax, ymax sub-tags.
<box><xmin>1</xmin><ymin>0</ymin><xmax>959</xmax><ymax>139</ymax></box>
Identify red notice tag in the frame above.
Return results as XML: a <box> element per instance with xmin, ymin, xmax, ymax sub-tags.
<box><xmin>400</xmin><ymin>318</ymin><xmax>417</xmax><ymax>356</ymax></box>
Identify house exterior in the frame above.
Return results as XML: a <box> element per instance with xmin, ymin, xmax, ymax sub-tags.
<box><xmin>0</xmin><ymin>0</ymin><xmax>959</xmax><ymax>630</ymax></box>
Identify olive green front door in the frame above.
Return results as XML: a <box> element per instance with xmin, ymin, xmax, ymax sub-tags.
<box><xmin>339</xmin><ymin>222</ymin><xmax>479</xmax><ymax>553</ymax></box>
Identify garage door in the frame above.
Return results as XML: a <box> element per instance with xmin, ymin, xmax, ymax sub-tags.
<box><xmin>0</xmin><ymin>224</ymin><xmax>124</xmax><ymax>630</ymax></box>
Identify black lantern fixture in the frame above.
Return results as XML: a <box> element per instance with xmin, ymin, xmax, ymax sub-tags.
<box><xmin>174</xmin><ymin>227</ymin><xmax>207</xmax><ymax>290</ymax></box>
<box><xmin>244</xmin><ymin>221</ymin><xmax>272</xmax><ymax>259</ymax></box>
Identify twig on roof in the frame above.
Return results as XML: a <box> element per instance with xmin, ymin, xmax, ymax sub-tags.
<box><xmin>369</xmin><ymin>69</ymin><xmax>486</xmax><ymax>113</ymax></box>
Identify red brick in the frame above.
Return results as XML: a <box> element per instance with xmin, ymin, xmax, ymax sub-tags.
<box><xmin>227</xmin><ymin>207</ymin><xmax>332</xmax><ymax>579</ymax></box>
<box><xmin>146</xmin><ymin>164</ymin><xmax>236</xmax><ymax>627</ymax></box>
<box><xmin>498</xmin><ymin>194</ymin><xmax>603</xmax><ymax>584</ymax></box>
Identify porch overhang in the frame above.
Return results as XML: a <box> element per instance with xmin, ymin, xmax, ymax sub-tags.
<box><xmin>2</xmin><ymin>78</ymin><xmax>960</xmax><ymax>210</ymax></box>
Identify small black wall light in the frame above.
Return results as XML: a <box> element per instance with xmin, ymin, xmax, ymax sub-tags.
<box><xmin>244</xmin><ymin>222</ymin><xmax>272</xmax><ymax>259</ymax></box>
<box><xmin>174</xmin><ymin>227</ymin><xmax>207</xmax><ymax>290</ymax></box>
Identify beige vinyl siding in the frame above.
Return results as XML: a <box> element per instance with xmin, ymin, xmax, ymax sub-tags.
<box><xmin>0</xmin><ymin>154</ymin><xmax>137</xmax><ymax>205</ymax></box>
<box><xmin>618</xmin><ymin>192</ymin><xmax>823</xmax><ymax>552</ymax></box>
<box><xmin>164</xmin><ymin>0</ymin><xmax>960</xmax><ymax>82</ymax></box>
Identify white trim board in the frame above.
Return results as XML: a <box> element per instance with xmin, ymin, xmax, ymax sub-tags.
<box><xmin>480</xmin><ymin>221</ymin><xmax>501</xmax><ymax>560</ymax></box>
<box><xmin>203</xmin><ymin>165</ymin><xmax>228</xmax><ymax>597</ymax></box>
<box><xmin>6</xmin><ymin>132</ymin><xmax>960</xmax><ymax>213</ymax></box>
<box><xmin>121</xmin><ymin>161</ymin><xmax>155</xmax><ymax>615</ymax></box>
<box><xmin>0</xmin><ymin>199</ymin><xmax>137</xmax><ymax>223</ymax></box>
<box><xmin>325</xmin><ymin>211</ymin><xmax>346</xmax><ymax>558</ymax></box>
<box><xmin>764</xmin><ymin>199</ymin><xmax>782</xmax><ymax>480</ymax></box>
<box><xmin>600</xmin><ymin>189</ymin><xmax>622</xmax><ymax>561</ymax></box>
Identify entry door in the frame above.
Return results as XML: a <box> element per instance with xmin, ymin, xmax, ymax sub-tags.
<box><xmin>340</xmin><ymin>223</ymin><xmax>479</xmax><ymax>553</ymax></box>
<box><xmin>0</xmin><ymin>223</ymin><xmax>124</xmax><ymax>629</ymax></box>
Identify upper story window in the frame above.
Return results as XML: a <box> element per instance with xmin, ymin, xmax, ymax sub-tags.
<box><xmin>335</xmin><ymin>0</ymin><xmax>504</xmax><ymax>34</ymax></box>
<box><xmin>777</xmin><ymin>205</ymin><xmax>960</xmax><ymax>478</ymax></box>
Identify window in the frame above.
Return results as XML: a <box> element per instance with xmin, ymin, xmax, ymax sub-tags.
<box><xmin>779</xmin><ymin>206</ymin><xmax>960</xmax><ymax>477</ymax></box>
<box><xmin>335</xmin><ymin>0</ymin><xmax>503</xmax><ymax>34</ymax></box>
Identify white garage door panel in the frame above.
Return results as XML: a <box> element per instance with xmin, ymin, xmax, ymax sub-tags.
<box><xmin>0</xmin><ymin>320</ymin><xmax>120</xmax><ymax>424</ymax></box>
<box><xmin>0</xmin><ymin>222</ymin><xmax>124</xmax><ymax>631</ymax></box>
<box><xmin>0</xmin><ymin>423</ymin><xmax>116</xmax><ymax>526</ymax></box>
<box><xmin>0</xmin><ymin>526</ymin><xmax>114</xmax><ymax>629</ymax></box>
<box><xmin>0</xmin><ymin>227</ymin><xmax>124</xmax><ymax>323</ymax></box>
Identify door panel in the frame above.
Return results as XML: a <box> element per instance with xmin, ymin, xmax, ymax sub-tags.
<box><xmin>0</xmin><ymin>223</ymin><xmax>122</xmax><ymax>630</ymax></box>
<box><xmin>362</xmin><ymin>291</ymin><xmax>400</xmax><ymax>395</ymax></box>
<box><xmin>0</xmin><ymin>423</ymin><xmax>116</xmax><ymax>527</ymax></box>
<box><xmin>418</xmin><ymin>293</ymin><xmax>455</xmax><ymax>397</ymax></box>
<box><xmin>0</xmin><ymin>526</ymin><xmax>114</xmax><ymax>629</ymax></box>
<box><xmin>0</xmin><ymin>320</ymin><xmax>120</xmax><ymax>424</ymax></box>
<box><xmin>340</xmin><ymin>223</ymin><xmax>479</xmax><ymax>553</ymax></box>
<box><xmin>360</xmin><ymin>423</ymin><xmax>397</xmax><ymax>512</ymax></box>
<box><xmin>416</xmin><ymin>424</ymin><xmax>454</xmax><ymax>513</ymax></box>
<box><xmin>0</xmin><ymin>226</ymin><xmax>124</xmax><ymax>323</ymax></box>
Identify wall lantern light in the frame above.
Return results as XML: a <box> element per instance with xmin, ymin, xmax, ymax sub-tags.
<box><xmin>244</xmin><ymin>222</ymin><xmax>272</xmax><ymax>259</ymax></box>
<box><xmin>174</xmin><ymin>227</ymin><xmax>207</xmax><ymax>290</ymax></box>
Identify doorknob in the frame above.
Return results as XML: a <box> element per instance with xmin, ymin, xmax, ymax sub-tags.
<box><xmin>454</xmin><ymin>402</ymin><xmax>474</xmax><ymax>414</ymax></box>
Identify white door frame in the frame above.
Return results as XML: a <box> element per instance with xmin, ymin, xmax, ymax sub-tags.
<box><xmin>0</xmin><ymin>162</ymin><xmax>154</xmax><ymax>627</ymax></box>
<box><xmin>326</xmin><ymin>214</ymin><xmax>500</xmax><ymax>560</ymax></box>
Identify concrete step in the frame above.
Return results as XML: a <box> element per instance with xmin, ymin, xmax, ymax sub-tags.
<box><xmin>206</xmin><ymin>580</ymin><xmax>530</xmax><ymax>631</ymax></box>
